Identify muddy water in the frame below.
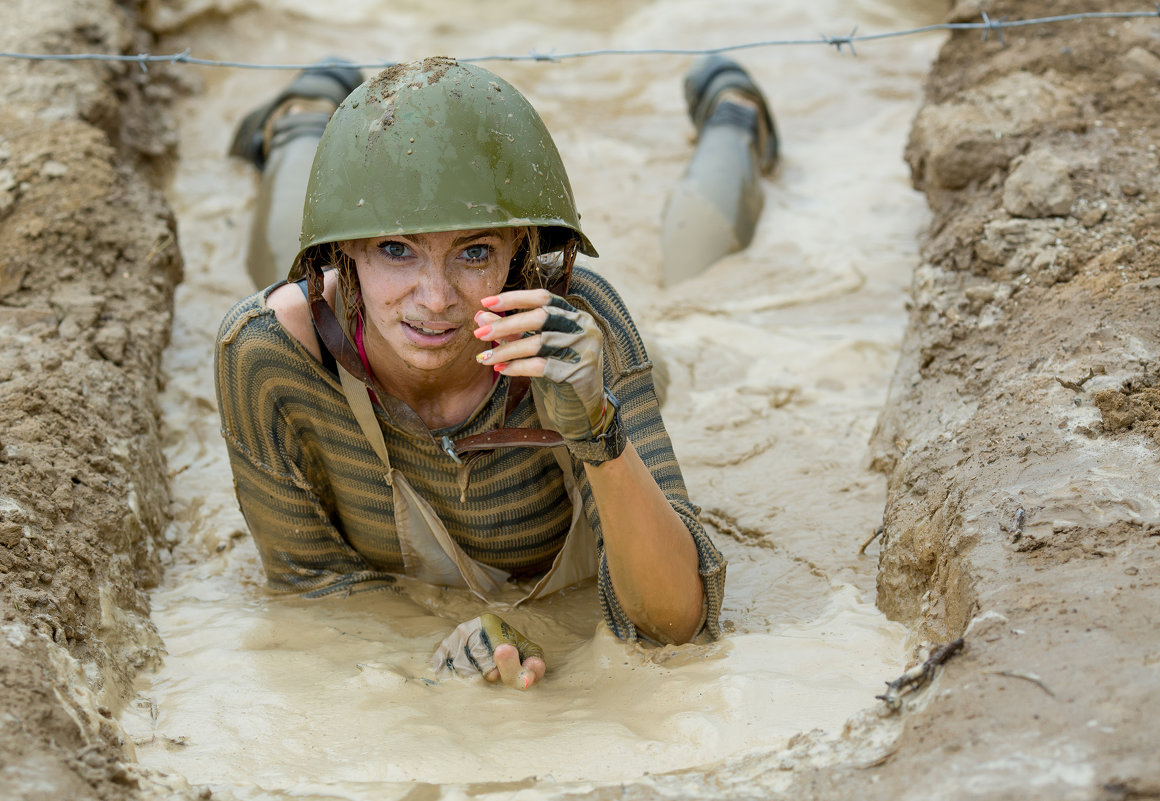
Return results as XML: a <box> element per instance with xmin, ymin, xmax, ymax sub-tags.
<box><xmin>122</xmin><ymin>1</ymin><xmax>945</xmax><ymax>797</ymax></box>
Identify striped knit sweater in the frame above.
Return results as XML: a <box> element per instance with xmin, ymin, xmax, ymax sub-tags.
<box><xmin>215</xmin><ymin>267</ymin><xmax>725</xmax><ymax>641</ymax></box>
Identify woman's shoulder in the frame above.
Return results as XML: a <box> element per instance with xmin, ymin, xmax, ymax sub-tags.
<box><xmin>215</xmin><ymin>283</ymin><xmax>319</xmax><ymax>381</ymax></box>
<box><xmin>567</xmin><ymin>266</ymin><xmax>651</xmax><ymax>374</ymax></box>
<box><xmin>217</xmin><ymin>281</ymin><xmax>324</xmax><ymax>363</ymax></box>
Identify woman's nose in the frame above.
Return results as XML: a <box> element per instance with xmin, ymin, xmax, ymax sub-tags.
<box><xmin>413</xmin><ymin>263</ymin><xmax>456</xmax><ymax>312</ymax></box>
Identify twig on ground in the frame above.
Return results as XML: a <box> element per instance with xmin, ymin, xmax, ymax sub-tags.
<box><xmin>858</xmin><ymin>748</ymin><xmax>899</xmax><ymax>769</ymax></box>
<box><xmin>985</xmin><ymin>669</ymin><xmax>1056</xmax><ymax>698</ymax></box>
<box><xmin>876</xmin><ymin>638</ymin><xmax>965</xmax><ymax>713</ymax></box>
<box><xmin>859</xmin><ymin>525</ymin><xmax>884</xmax><ymax>555</ymax></box>
<box><xmin>1055</xmin><ymin>368</ymin><xmax>1096</xmax><ymax>392</ymax></box>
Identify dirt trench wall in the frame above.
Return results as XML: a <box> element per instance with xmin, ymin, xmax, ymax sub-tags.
<box><xmin>0</xmin><ymin>1</ymin><xmax>183</xmax><ymax>799</ymax></box>
<box><xmin>850</xmin><ymin>0</ymin><xmax>1160</xmax><ymax>797</ymax></box>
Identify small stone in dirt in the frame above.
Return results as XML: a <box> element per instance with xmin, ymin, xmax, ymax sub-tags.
<box><xmin>94</xmin><ymin>323</ymin><xmax>128</xmax><ymax>365</ymax></box>
<box><xmin>108</xmin><ymin>762</ymin><xmax>138</xmax><ymax>787</ymax></box>
<box><xmin>1113</xmin><ymin>72</ymin><xmax>1146</xmax><ymax>92</ymax></box>
<box><xmin>1122</xmin><ymin>47</ymin><xmax>1160</xmax><ymax>81</ymax></box>
<box><xmin>1080</xmin><ymin>207</ymin><xmax>1106</xmax><ymax>227</ymax></box>
<box><xmin>1004</xmin><ymin>149</ymin><xmax>1074</xmax><ymax>218</ymax></box>
<box><xmin>964</xmin><ymin>284</ymin><xmax>996</xmax><ymax>312</ymax></box>
<box><xmin>0</xmin><ymin>168</ymin><xmax>15</xmax><ymax>218</ymax></box>
<box><xmin>41</xmin><ymin>160</ymin><xmax>67</xmax><ymax>179</ymax></box>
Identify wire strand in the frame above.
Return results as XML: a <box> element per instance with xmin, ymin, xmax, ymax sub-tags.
<box><xmin>0</xmin><ymin>10</ymin><xmax>1157</xmax><ymax>71</ymax></box>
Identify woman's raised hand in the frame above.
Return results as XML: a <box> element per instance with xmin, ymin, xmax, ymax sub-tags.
<box><xmin>473</xmin><ymin>289</ymin><xmax>609</xmax><ymax>441</ymax></box>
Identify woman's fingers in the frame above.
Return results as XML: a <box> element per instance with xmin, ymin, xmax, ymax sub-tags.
<box><xmin>491</xmin><ymin>357</ymin><xmax>548</xmax><ymax>378</ymax></box>
<box><xmin>481</xmin><ymin>289</ymin><xmax>552</xmax><ymax>313</ymax></box>
<box><xmin>473</xmin><ymin>310</ymin><xmax>517</xmax><ymax>347</ymax></box>
<box><xmin>476</xmin><ymin>334</ymin><xmax>547</xmax><ymax>373</ymax></box>
<box><xmin>491</xmin><ymin>643</ymin><xmax>528</xmax><ymax>689</ymax></box>
<box><xmin>474</xmin><ymin>293</ymin><xmax>599</xmax><ymax>394</ymax></box>
<box><xmin>485</xmin><ymin>647</ymin><xmax>544</xmax><ymax>690</ymax></box>
<box><xmin>523</xmin><ymin>656</ymin><xmax>547</xmax><ymax>684</ymax></box>
<box><xmin>473</xmin><ymin>305</ymin><xmax>551</xmax><ymax>376</ymax></box>
<box><xmin>492</xmin><ymin>644</ymin><xmax>545</xmax><ymax>690</ymax></box>
<box><xmin>473</xmin><ymin>309</ymin><xmax>502</xmax><ymax>329</ymax></box>
<box><xmin>474</xmin><ymin>307</ymin><xmax>548</xmax><ymax>343</ymax></box>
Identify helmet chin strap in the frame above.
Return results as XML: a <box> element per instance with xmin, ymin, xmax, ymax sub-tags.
<box><xmin>305</xmin><ymin>236</ymin><xmax>580</xmax><ymax>464</ymax></box>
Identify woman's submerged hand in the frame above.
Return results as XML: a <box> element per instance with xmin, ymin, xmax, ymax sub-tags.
<box><xmin>473</xmin><ymin>290</ymin><xmax>609</xmax><ymax>441</ymax></box>
<box><xmin>431</xmin><ymin>613</ymin><xmax>547</xmax><ymax>690</ymax></box>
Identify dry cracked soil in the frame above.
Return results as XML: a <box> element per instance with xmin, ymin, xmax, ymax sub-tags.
<box><xmin>1</xmin><ymin>1</ymin><xmax>1159</xmax><ymax>799</ymax></box>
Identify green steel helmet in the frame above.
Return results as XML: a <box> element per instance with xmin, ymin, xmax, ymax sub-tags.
<box><xmin>289</xmin><ymin>56</ymin><xmax>596</xmax><ymax>281</ymax></box>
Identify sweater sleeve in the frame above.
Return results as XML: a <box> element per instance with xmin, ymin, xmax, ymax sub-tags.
<box><xmin>214</xmin><ymin>293</ymin><xmax>398</xmax><ymax>598</ymax></box>
<box><xmin>567</xmin><ymin>269</ymin><xmax>727</xmax><ymax>642</ymax></box>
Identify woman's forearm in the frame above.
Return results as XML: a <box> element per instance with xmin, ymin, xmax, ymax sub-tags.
<box><xmin>584</xmin><ymin>440</ymin><xmax>704</xmax><ymax>644</ymax></box>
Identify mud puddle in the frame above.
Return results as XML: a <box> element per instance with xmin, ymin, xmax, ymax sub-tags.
<box><xmin>120</xmin><ymin>0</ymin><xmax>944</xmax><ymax>797</ymax></box>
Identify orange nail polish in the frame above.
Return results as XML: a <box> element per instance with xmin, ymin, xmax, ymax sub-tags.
<box><xmin>493</xmin><ymin>363</ymin><xmax>507</xmax><ymax>372</ymax></box>
<box><xmin>474</xmin><ymin>325</ymin><xmax>491</xmax><ymax>338</ymax></box>
<box><xmin>481</xmin><ymin>296</ymin><xmax>499</xmax><ymax>308</ymax></box>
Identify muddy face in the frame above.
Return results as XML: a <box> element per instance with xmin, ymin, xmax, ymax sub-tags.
<box><xmin>341</xmin><ymin>228</ymin><xmax>515</xmax><ymax>381</ymax></box>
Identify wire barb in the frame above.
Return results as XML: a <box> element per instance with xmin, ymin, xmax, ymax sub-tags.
<box><xmin>979</xmin><ymin>11</ymin><xmax>1008</xmax><ymax>45</ymax></box>
<box><xmin>823</xmin><ymin>25</ymin><xmax>859</xmax><ymax>56</ymax></box>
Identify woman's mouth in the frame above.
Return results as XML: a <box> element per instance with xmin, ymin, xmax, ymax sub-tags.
<box><xmin>401</xmin><ymin>320</ymin><xmax>458</xmax><ymax>345</ymax></box>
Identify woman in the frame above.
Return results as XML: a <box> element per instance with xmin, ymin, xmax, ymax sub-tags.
<box><xmin>215</xmin><ymin>57</ymin><xmax>727</xmax><ymax>690</ymax></box>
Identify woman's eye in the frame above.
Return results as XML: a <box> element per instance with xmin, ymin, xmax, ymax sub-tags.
<box><xmin>463</xmin><ymin>244</ymin><xmax>491</xmax><ymax>263</ymax></box>
<box><xmin>379</xmin><ymin>241</ymin><xmax>411</xmax><ymax>259</ymax></box>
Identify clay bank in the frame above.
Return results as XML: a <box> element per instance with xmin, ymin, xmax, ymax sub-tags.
<box><xmin>1</xmin><ymin>1</ymin><xmax>1159</xmax><ymax>800</ymax></box>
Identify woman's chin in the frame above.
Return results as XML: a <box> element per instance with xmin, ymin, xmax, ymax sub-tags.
<box><xmin>394</xmin><ymin>342</ymin><xmax>477</xmax><ymax>376</ymax></box>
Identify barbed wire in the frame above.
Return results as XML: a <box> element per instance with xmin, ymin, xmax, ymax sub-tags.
<box><xmin>0</xmin><ymin>9</ymin><xmax>1157</xmax><ymax>71</ymax></box>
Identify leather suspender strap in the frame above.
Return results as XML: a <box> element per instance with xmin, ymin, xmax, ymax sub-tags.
<box><xmin>453</xmin><ymin>428</ymin><xmax>564</xmax><ymax>452</ymax></box>
<box><xmin>307</xmin><ymin>269</ymin><xmax>374</xmax><ymax>387</ymax></box>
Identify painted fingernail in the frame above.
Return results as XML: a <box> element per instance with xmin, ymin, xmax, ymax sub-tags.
<box><xmin>493</xmin><ymin>363</ymin><xmax>508</xmax><ymax>372</ymax></box>
<box><xmin>473</xmin><ymin>325</ymin><xmax>491</xmax><ymax>338</ymax></box>
<box><xmin>476</xmin><ymin>350</ymin><xmax>492</xmax><ymax>364</ymax></box>
<box><xmin>474</xmin><ymin>310</ymin><xmax>487</xmax><ymax>323</ymax></box>
<box><xmin>481</xmin><ymin>296</ymin><xmax>499</xmax><ymax>308</ymax></box>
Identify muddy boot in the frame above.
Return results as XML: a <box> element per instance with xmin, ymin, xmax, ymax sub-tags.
<box><xmin>231</xmin><ymin>58</ymin><xmax>365</xmax><ymax>288</ymax></box>
<box><xmin>660</xmin><ymin>56</ymin><xmax>778</xmax><ymax>286</ymax></box>
<box><xmin>229</xmin><ymin>57</ymin><xmax>365</xmax><ymax>170</ymax></box>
